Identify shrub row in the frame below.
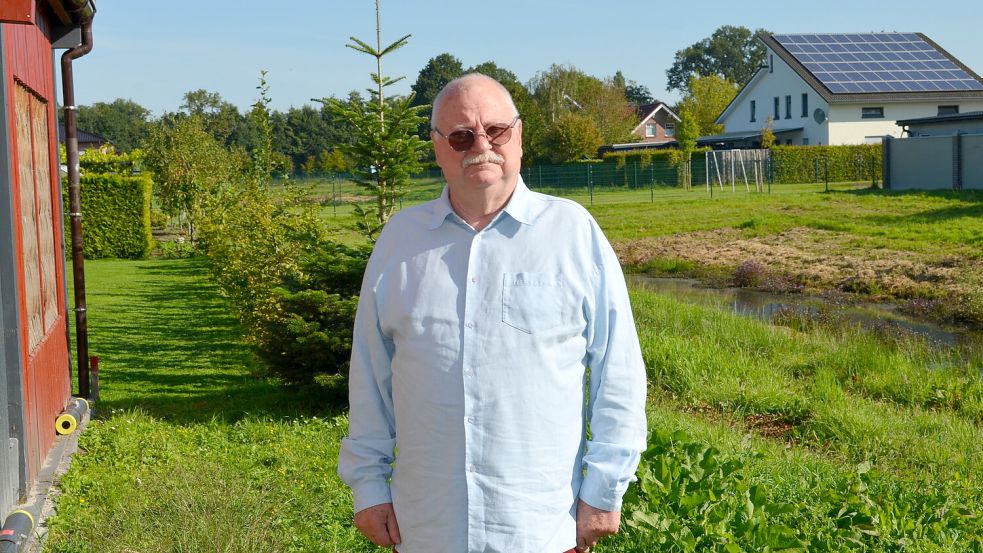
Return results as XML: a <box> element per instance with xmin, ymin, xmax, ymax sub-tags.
<box><xmin>196</xmin><ymin>184</ymin><xmax>366</xmax><ymax>386</ymax></box>
<box><xmin>770</xmin><ymin>144</ymin><xmax>881</xmax><ymax>184</ymax></box>
<box><xmin>63</xmin><ymin>174</ymin><xmax>152</xmax><ymax>259</ymax></box>
<box><xmin>78</xmin><ymin>147</ymin><xmax>143</xmax><ymax>175</ymax></box>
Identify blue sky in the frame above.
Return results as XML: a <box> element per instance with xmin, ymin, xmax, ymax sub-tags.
<box><xmin>70</xmin><ymin>0</ymin><xmax>983</xmax><ymax>115</ymax></box>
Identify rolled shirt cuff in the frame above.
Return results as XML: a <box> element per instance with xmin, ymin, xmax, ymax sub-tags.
<box><xmin>578</xmin><ymin>473</ymin><xmax>624</xmax><ymax>512</ymax></box>
<box><xmin>351</xmin><ymin>479</ymin><xmax>394</xmax><ymax>514</ymax></box>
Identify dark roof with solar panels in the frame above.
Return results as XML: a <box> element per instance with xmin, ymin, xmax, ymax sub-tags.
<box><xmin>762</xmin><ymin>33</ymin><xmax>983</xmax><ymax>103</ymax></box>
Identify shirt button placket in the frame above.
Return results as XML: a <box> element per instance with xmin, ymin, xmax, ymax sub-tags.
<box><xmin>462</xmin><ymin>230</ymin><xmax>483</xmax><ymax>535</ymax></box>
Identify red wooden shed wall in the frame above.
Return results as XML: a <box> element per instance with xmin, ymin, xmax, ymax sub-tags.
<box><xmin>3</xmin><ymin>7</ymin><xmax>71</xmax><ymax>485</ymax></box>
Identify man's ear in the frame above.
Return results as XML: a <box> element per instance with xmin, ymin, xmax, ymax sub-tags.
<box><xmin>515</xmin><ymin>119</ymin><xmax>523</xmax><ymax>157</ymax></box>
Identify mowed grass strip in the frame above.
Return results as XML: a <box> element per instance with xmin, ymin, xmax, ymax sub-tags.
<box><xmin>46</xmin><ymin>259</ymin><xmax>371</xmax><ymax>553</ymax></box>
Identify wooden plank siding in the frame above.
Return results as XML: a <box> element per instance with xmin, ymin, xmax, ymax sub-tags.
<box><xmin>2</xmin><ymin>5</ymin><xmax>71</xmax><ymax>488</ymax></box>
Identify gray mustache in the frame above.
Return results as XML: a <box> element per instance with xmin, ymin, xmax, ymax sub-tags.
<box><xmin>463</xmin><ymin>152</ymin><xmax>505</xmax><ymax>168</ymax></box>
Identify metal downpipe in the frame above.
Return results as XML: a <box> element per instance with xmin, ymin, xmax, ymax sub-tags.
<box><xmin>60</xmin><ymin>17</ymin><xmax>93</xmax><ymax>398</ymax></box>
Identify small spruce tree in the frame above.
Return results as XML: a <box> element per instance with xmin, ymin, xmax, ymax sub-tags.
<box><xmin>320</xmin><ymin>0</ymin><xmax>428</xmax><ymax>241</ymax></box>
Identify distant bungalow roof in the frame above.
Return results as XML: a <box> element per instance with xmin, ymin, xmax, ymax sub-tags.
<box><xmin>597</xmin><ymin>140</ymin><xmax>678</xmax><ymax>155</ymax></box>
<box><xmin>697</xmin><ymin>127</ymin><xmax>803</xmax><ymax>146</ymax></box>
<box><xmin>56</xmin><ymin>121</ymin><xmax>111</xmax><ymax>145</ymax></box>
<box><xmin>896</xmin><ymin>110</ymin><xmax>983</xmax><ymax>126</ymax></box>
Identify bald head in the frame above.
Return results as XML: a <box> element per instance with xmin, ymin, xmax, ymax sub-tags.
<box><xmin>430</xmin><ymin>73</ymin><xmax>519</xmax><ymax>129</ymax></box>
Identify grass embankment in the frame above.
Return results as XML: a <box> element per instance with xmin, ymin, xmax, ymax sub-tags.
<box><xmin>46</xmin><ymin>255</ymin><xmax>983</xmax><ymax>551</ymax></box>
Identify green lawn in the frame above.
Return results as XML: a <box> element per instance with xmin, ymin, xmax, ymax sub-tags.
<box><xmin>45</xmin><ymin>259</ymin><xmax>372</xmax><ymax>553</ymax></box>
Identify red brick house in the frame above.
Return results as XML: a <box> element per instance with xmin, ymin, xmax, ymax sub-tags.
<box><xmin>630</xmin><ymin>101</ymin><xmax>681</xmax><ymax>145</ymax></box>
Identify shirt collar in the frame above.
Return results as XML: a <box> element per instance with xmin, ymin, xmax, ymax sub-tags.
<box><xmin>428</xmin><ymin>175</ymin><xmax>536</xmax><ymax>230</ymax></box>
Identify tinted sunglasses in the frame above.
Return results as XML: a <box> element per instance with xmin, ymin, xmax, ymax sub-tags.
<box><xmin>432</xmin><ymin>115</ymin><xmax>520</xmax><ymax>152</ymax></box>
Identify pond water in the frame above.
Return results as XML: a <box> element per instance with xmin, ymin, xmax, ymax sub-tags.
<box><xmin>628</xmin><ymin>275</ymin><xmax>983</xmax><ymax>355</ymax></box>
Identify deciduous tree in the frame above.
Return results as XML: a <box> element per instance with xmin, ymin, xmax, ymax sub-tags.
<box><xmin>76</xmin><ymin>98</ymin><xmax>151</xmax><ymax>153</ymax></box>
<box><xmin>544</xmin><ymin>113</ymin><xmax>603</xmax><ymax>163</ymax></box>
<box><xmin>675</xmin><ymin>74</ymin><xmax>738</xmax><ymax>138</ymax></box>
<box><xmin>410</xmin><ymin>53</ymin><xmax>464</xmax><ymax>113</ymax></box>
<box><xmin>143</xmin><ymin>115</ymin><xmax>238</xmax><ymax>241</ymax></box>
<box><xmin>180</xmin><ymin>89</ymin><xmax>242</xmax><ymax>145</ymax></box>
<box><xmin>666</xmin><ymin>25</ymin><xmax>770</xmax><ymax>94</ymax></box>
<box><xmin>529</xmin><ymin>64</ymin><xmax>637</xmax><ymax>158</ymax></box>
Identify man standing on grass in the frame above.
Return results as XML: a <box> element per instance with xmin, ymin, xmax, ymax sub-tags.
<box><xmin>338</xmin><ymin>73</ymin><xmax>647</xmax><ymax>553</ymax></box>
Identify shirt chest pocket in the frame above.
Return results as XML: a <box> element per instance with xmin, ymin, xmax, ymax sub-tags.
<box><xmin>502</xmin><ymin>272</ymin><xmax>566</xmax><ymax>334</ymax></box>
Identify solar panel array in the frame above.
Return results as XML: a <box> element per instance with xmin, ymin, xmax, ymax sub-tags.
<box><xmin>772</xmin><ymin>33</ymin><xmax>983</xmax><ymax>94</ymax></box>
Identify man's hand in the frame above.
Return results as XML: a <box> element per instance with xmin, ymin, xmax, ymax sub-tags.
<box><xmin>575</xmin><ymin>499</ymin><xmax>620</xmax><ymax>552</ymax></box>
<box><xmin>354</xmin><ymin>503</ymin><xmax>402</xmax><ymax>547</ymax></box>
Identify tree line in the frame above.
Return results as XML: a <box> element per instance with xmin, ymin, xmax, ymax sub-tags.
<box><xmin>76</xmin><ymin>25</ymin><xmax>769</xmax><ymax>168</ymax></box>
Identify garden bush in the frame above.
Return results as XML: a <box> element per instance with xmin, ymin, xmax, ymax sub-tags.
<box><xmin>197</xmin><ymin>184</ymin><xmax>368</xmax><ymax>386</ymax></box>
<box><xmin>257</xmin><ymin>244</ymin><xmax>370</xmax><ymax>383</ymax></box>
<box><xmin>63</xmin><ymin>173</ymin><xmax>152</xmax><ymax>259</ymax></box>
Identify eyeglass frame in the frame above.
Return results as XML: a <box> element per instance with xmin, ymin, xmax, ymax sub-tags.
<box><xmin>431</xmin><ymin>115</ymin><xmax>521</xmax><ymax>152</ymax></box>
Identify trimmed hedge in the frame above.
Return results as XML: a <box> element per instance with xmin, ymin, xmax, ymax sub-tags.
<box><xmin>64</xmin><ymin>174</ymin><xmax>153</xmax><ymax>259</ymax></box>
<box><xmin>770</xmin><ymin>144</ymin><xmax>881</xmax><ymax>184</ymax></box>
<box><xmin>601</xmin><ymin>148</ymin><xmax>711</xmax><ymax>166</ymax></box>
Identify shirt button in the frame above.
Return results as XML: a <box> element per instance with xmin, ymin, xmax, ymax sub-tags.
<box><xmin>468</xmin><ymin>464</ymin><xmax>477</xmax><ymax>473</ymax></box>
<box><xmin>471</xmin><ymin>277</ymin><xmax>478</xmax><ymax>283</ymax></box>
<box><xmin>466</xmin><ymin>416</ymin><xmax>475</xmax><ymax>424</ymax></box>
<box><xmin>466</xmin><ymin>321</ymin><xmax>475</xmax><ymax>329</ymax></box>
<box><xmin>465</xmin><ymin>368</ymin><xmax>475</xmax><ymax>376</ymax></box>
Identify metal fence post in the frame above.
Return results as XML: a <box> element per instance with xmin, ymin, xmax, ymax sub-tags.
<box><xmin>824</xmin><ymin>155</ymin><xmax>829</xmax><ymax>192</ymax></box>
<box><xmin>587</xmin><ymin>164</ymin><xmax>593</xmax><ymax>205</ymax></box>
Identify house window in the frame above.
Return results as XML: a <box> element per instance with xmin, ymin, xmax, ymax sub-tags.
<box><xmin>785</xmin><ymin>95</ymin><xmax>792</xmax><ymax>119</ymax></box>
<box><xmin>750</xmin><ymin>100</ymin><xmax>756</xmax><ymax>122</ymax></box>
<box><xmin>644</xmin><ymin>123</ymin><xmax>657</xmax><ymax>137</ymax></box>
<box><xmin>769</xmin><ymin>54</ymin><xmax>774</xmax><ymax>74</ymax></box>
<box><xmin>774</xmin><ymin>97</ymin><xmax>780</xmax><ymax>119</ymax></box>
<box><xmin>802</xmin><ymin>138</ymin><xmax>809</xmax><ymax>145</ymax></box>
<box><xmin>801</xmin><ymin>93</ymin><xmax>808</xmax><ymax>117</ymax></box>
<box><xmin>665</xmin><ymin>123</ymin><xmax>675</xmax><ymax>137</ymax></box>
<box><xmin>861</xmin><ymin>107</ymin><xmax>884</xmax><ymax>119</ymax></box>
<box><xmin>938</xmin><ymin>105</ymin><xmax>959</xmax><ymax>116</ymax></box>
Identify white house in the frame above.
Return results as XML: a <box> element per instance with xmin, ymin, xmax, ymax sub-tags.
<box><xmin>704</xmin><ymin>32</ymin><xmax>983</xmax><ymax>148</ymax></box>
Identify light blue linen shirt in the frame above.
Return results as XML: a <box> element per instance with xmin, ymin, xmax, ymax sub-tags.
<box><xmin>338</xmin><ymin>176</ymin><xmax>647</xmax><ymax>553</ymax></box>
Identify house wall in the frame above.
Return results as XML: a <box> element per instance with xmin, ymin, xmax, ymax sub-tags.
<box><xmin>829</xmin><ymin>101</ymin><xmax>983</xmax><ymax>144</ymax></box>
<box><xmin>2</xmin><ymin>8</ymin><xmax>72</xmax><ymax>499</ymax></box>
<box><xmin>718</xmin><ymin>49</ymin><xmax>831</xmax><ymax>146</ymax></box>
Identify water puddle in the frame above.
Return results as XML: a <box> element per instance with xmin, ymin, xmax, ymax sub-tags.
<box><xmin>628</xmin><ymin>275</ymin><xmax>983</xmax><ymax>355</ymax></box>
